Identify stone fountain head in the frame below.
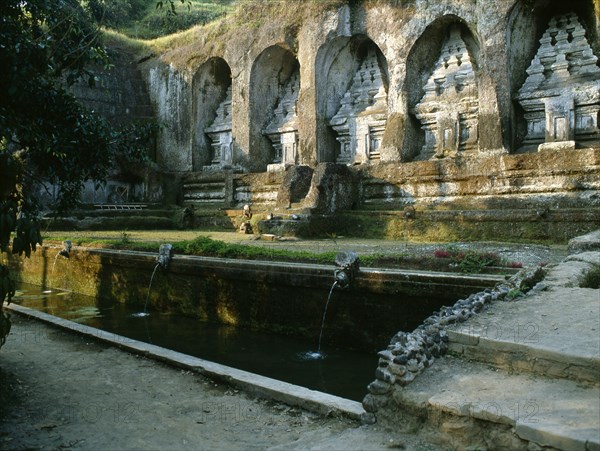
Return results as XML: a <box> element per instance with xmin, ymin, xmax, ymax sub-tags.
<box><xmin>156</xmin><ymin>244</ymin><xmax>173</xmax><ymax>270</ymax></box>
<box><xmin>58</xmin><ymin>240</ymin><xmax>72</xmax><ymax>258</ymax></box>
<box><xmin>333</xmin><ymin>251</ymin><xmax>360</xmax><ymax>289</ymax></box>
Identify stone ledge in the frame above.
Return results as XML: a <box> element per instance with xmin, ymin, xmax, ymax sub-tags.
<box><xmin>515</xmin><ymin>423</ymin><xmax>589</xmax><ymax>451</ymax></box>
<box><xmin>448</xmin><ymin>338</ymin><xmax>600</xmax><ymax>386</ymax></box>
<box><xmin>446</xmin><ymin>282</ymin><xmax>600</xmax><ymax>385</ymax></box>
<box><xmin>568</xmin><ymin>229</ymin><xmax>600</xmax><ymax>254</ymax></box>
<box><xmin>538</xmin><ymin>140</ymin><xmax>576</xmax><ymax>152</ymax></box>
<box><xmin>386</xmin><ymin>355</ymin><xmax>600</xmax><ymax>450</ymax></box>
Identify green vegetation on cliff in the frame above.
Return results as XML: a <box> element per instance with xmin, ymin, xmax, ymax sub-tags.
<box><xmin>84</xmin><ymin>0</ymin><xmax>235</xmax><ymax>39</ymax></box>
<box><xmin>93</xmin><ymin>0</ymin><xmax>346</xmax><ymax>59</ymax></box>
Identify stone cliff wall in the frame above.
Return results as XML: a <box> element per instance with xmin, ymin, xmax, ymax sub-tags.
<box><xmin>89</xmin><ymin>0</ymin><xmax>600</xmax><ymax>240</ymax></box>
<box><xmin>66</xmin><ymin>41</ymin><xmax>158</xmax><ymax>204</ymax></box>
<box><xmin>143</xmin><ymin>0</ymin><xmax>598</xmax><ymax>168</ymax></box>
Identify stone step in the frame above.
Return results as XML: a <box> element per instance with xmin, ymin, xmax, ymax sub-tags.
<box><xmin>446</xmin><ymin>285</ymin><xmax>600</xmax><ymax>386</ymax></box>
<box><xmin>43</xmin><ymin>208</ymin><xmax>178</xmax><ymax>231</ymax></box>
<box><xmin>289</xmin><ymin>202</ymin><xmax>311</xmax><ymax>213</ymax></box>
<box><xmin>256</xmin><ymin>215</ymin><xmax>309</xmax><ymax>237</ymax></box>
<box><xmin>84</xmin><ymin>207</ymin><xmax>173</xmax><ymax>217</ymax></box>
<box><xmin>391</xmin><ymin>355</ymin><xmax>600</xmax><ymax>450</ymax></box>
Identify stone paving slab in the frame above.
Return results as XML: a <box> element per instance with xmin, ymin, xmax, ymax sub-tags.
<box><xmin>396</xmin><ymin>355</ymin><xmax>600</xmax><ymax>450</ymax></box>
<box><xmin>447</xmin><ymin>286</ymin><xmax>600</xmax><ymax>384</ymax></box>
<box><xmin>569</xmin><ymin>230</ymin><xmax>600</xmax><ymax>253</ymax></box>
<box><xmin>391</xmin><ymin>247</ymin><xmax>600</xmax><ymax>448</ymax></box>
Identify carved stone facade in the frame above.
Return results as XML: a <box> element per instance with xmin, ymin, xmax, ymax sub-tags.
<box><xmin>262</xmin><ymin>71</ymin><xmax>300</xmax><ymax>172</ymax></box>
<box><xmin>414</xmin><ymin>26</ymin><xmax>479</xmax><ymax>159</ymax></box>
<box><xmin>204</xmin><ymin>87</ymin><xmax>233</xmax><ymax>170</ymax></box>
<box><xmin>329</xmin><ymin>49</ymin><xmax>388</xmax><ymax>165</ymax></box>
<box><xmin>516</xmin><ymin>12</ymin><xmax>600</xmax><ymax>151</ymax></box>
<box><xmin>138</xmin><ymin>0</ymin><xmax>600</xmax><ymax>240</ymax></box>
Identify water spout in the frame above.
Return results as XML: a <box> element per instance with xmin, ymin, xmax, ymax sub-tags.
<box><xmin>58</xmin><ymin>240</ymin><xmax>72</xmax><ymax>259</ymax></box>
<box><xmin>298</xmin><ymin>280</ymin><xmax>338</xmax><ymax>361</ymax></box>
<box><xmin>132</xmin><ymin>244</ymin><xmax>173</xmax><ymax>318</ymax></box>
<box><xmin>317</xmin><ymin>280</ymin><xmax>338</xmax><ymax>354</ymax></box>
<box><xmin>333</xmin><ymin>251</ymin><xmax>360</xmax><ymax>289</ymax></box>
<box><xmin>299</xmin><ymin>251</ymin><xmax>361</xmax><ymax>361</ymax></box>
<box><xmin>132</xmin><ymin>262</ymin><xmax>160</xmax><ymax>318</ymax></box>
<box><xmin>43</xmin><ymin>240</ymin><xmax>73</xmax><ymax>293</ymax></box>
<box><xmin>156</xmin><ymin>243</ymin><xmax>173</xmax><ymax>270</ymax></box>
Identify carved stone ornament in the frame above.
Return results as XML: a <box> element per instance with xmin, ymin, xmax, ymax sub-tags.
<box><xmin>414</xmin><ymin>25</ymin><xmax>479</xmax><ymax>159</ymax></box>
<box><xmin>329</xmin><ymin>49</ymin><xmax>388</xmax><ymax>165</ymax></box>
<box><xmin>263</xmin><ymin>71</ymin><xmax>300</xmax><ymax>172</ymax></box>
<box><xmin>204</xmin><ymin>86</ymin><xmax>233</xmax><ymax>170</ymax></box>
<box><xmin>516</xmin><ymin>12</ymin><xmax>600</xmax><ymax>151</ymax></box>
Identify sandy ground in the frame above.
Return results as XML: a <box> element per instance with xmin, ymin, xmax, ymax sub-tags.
<box><xmin>0</xmin><ymin>315</ymin><xmax>441</xmax><ymax>451</ymax></box>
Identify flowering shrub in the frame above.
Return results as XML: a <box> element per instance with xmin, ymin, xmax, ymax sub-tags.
<box><xmin>434</xmin><ymin>249</ymin><xmax>451</xmax><ymax>259</ymax></box>
<box><xmin>433</xmin><ymin>246</ymin><xmax>506</xmax><ymax>273</ymax></box>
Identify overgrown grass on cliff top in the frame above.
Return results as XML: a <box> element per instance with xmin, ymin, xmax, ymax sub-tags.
<box><xmin>97</xmin><ymin>0</ymin><xmax>235</xmax><ymax>40</ymax></box>
<box><xmin>97</xmin><ymin>0</ymin><xmax>345</xmax><ymax>65</ymax></box>
<box><xmin>101</xmin><ymin>28</ymin><xmax>152</xmax><ymax>59</ymax></box>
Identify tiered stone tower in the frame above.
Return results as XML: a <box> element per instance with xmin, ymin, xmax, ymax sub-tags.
<box><xmin>204</xmin><ymin>87</ymin><xmax>233</xmax><ymax>170</ymax></box>
<box><xmin>516</xmin><ymin>12</ymin><xmax>600</xmax><ymax>151</ymax></box>
<box><xmin>329</xmin><ymin>49</ymin><xmax>388</xmax><ymax>165</ymax></box>
<box><xmin>414</xmin><ymin>26</ymin><xmax>479</xmax><ymax>159</ymax></box>
<box><xmin>262</xmin><ymin>71</ymin><xmax>300</xmax><ymax>172</ymax></box>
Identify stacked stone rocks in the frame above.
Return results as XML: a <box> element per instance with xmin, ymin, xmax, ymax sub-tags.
<box><xmin>361</xmin><ymin>265</ymin><xmax>546</xmax><ymax>423</ymax></box>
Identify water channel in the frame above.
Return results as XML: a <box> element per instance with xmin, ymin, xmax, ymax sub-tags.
<box><xmin>13</xmin><ymin>283</ymin><xmax>379</xmax><ymax>401</ymax></box>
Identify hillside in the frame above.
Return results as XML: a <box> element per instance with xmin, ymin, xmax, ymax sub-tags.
<box><xmin>86</xmin><ymin>0</ymin><xmax>235</xmax><ymax>39</ymax></box>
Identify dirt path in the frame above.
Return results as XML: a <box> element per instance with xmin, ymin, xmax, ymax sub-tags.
<box><xmin>0</xmin><ymin>315</ymin><xmax>440</xmax><ymax>450</ymax></box>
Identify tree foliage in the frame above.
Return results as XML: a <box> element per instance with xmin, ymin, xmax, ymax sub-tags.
<box><xmin>0</xmin><ymin>0</ymin><xmax>153</xmax><ymax>348</ymax></box>
<box><xmin>157</xmin><ymin>0</ymin><xmax>193</xmax><ymax>16</ymax></box>
<box><xmin>84</xmin><ymin>0</ymin><xmax>149</xmax><ymax>28</ymax></box>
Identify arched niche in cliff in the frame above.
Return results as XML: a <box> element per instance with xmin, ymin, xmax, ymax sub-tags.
<box><xmin>508</xmin><ymin>0</ymin><xmax>600</xmax><ymax>152</ymax></box>
<box><xmin>403</xmin><ymin>16</ymin><xmax>481</xmax><ymax>162</ymax></box>
<box><xmin>315</xmin><ymin>35</ymin><xmax>389</xmax><ymax>164</ymax></box>
<box><xmin>192</xmin><ymin>57</ymin><xmax>232</xmax><ymax>170</ymax></box>
<box><xmin>248</xmin><ymin>45</ymin><xmax>300</xmax><ymax>172</ymax></box>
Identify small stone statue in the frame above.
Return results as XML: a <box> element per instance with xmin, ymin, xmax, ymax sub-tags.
<box><xmin>243</xmin><ymin>204</ymin><xmax>252</xmax><ymax>219</ymax></box>
<box><xmin>239</xmin><ymin>205</ymin><xmax>253</xmax><ymax>234</ymax></box>
<box><xmin>239</xmin><ymin>221</ymin><xmax>253</xmax><ymax>234</ymax></box>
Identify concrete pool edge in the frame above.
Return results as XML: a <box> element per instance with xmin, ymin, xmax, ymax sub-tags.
<box><xmin>4</xmin><ymin>302</ymin><xmax>366</xmax><ymax>421</ymax></box>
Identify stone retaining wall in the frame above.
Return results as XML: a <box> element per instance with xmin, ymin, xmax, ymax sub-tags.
<box><xmin>7</xmin><ymin>246</ymin><xmax>502</xmax><ymax>353</ymax></box>
<box><xmin>361</xmin><ymin>265</ymin><xmax>546</xmax><ymax>424</ymax></box>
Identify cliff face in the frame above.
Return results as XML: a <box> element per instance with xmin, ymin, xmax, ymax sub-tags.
<box><xmin>74</xmin><ymin>0</ymin><xmax>600</xmax><ymax>240</ymax></box>
<box><xmin>142</xmin><ymin>0</ymin><xmax>598</xmax><ymax>169</ymax></box>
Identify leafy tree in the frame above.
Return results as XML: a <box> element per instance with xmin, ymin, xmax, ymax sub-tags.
<box><xmin>83</xmin><ymin>0</ymin><xmax>148</xmax><ymax>29</ymax></box>
<box><xmin>157</xmin><ymin>0</ymin><xmax>192</xmax><ymax>16</ymax></box>
<box><xmin>0</xmin><ymin>0</ymin><xmax>153</xmax><ymax>348</ymax></box>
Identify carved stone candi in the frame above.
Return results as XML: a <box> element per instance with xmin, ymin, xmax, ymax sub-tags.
<box><xmin>330</xmin><ymin>49</ymin><xmax>388</xmax><ymax>165</ymax></box>
<box><xmin>263</xmin><ymin>71</ymin><xmax>300</xmax><ymax>172</ymax></box>
<box><xmin>414</xmin><ymin>26</ymin><xmax>479</xmax><ymax>159</ymax></box>
<box><xmin>204</xmin><ymin>86</ymin><xmax>233</xmax><ymax>170</ymax></box>
<box><xmin>516</xmin><ymin>12</ymin><xmax>600</xmax><ymax>152</ymax></box>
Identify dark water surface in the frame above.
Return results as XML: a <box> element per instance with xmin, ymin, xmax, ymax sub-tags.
<box><xmin>13</xmin><ymin>284</ymin><xmax>379</xmax><ymax>401</ymax></box>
